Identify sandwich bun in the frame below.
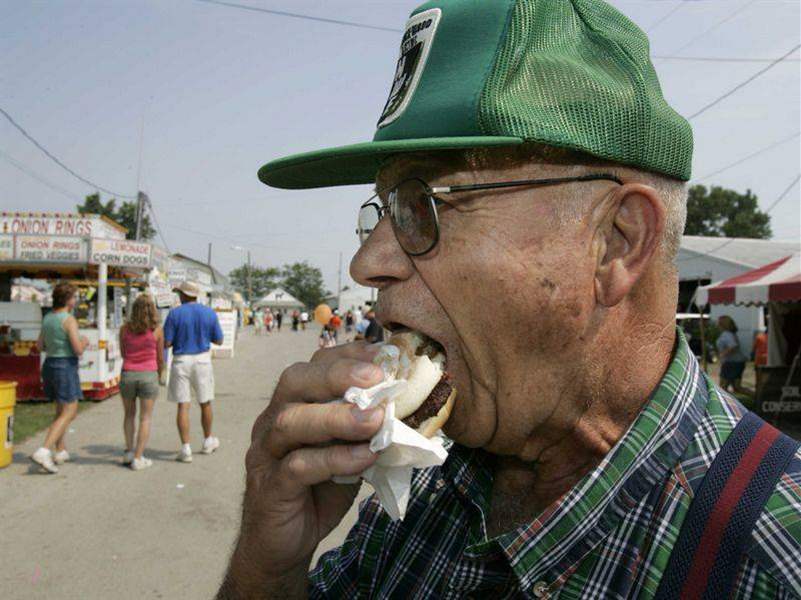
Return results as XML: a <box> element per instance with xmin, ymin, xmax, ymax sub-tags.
<box><xmin>377</xmin><ymin>330</ymin><xmax>456</xmax><ymax>438</ymax></box>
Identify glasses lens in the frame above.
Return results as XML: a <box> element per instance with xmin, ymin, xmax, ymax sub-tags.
<box><xmin>357</xmin><ymin>203</ymin><xmax>380</xmax><ymax>245</ymax></box>
<box><xmin>390</xmin><ymin>179</ymin><xmax>437</xmax><ymax>255</ymax></box>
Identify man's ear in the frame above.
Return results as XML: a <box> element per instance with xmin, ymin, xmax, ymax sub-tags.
<box><xmin>594</xmin><ymin>183</ymin><xmax>666</xmax><ymax>307</ymax></box>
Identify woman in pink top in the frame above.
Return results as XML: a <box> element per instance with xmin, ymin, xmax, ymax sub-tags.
<box><xmin>119</xmin><ymin>294</ymin><xmax>165</xmax><ymax>471</ymax></box>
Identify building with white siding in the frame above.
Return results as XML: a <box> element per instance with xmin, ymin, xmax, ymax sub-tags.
<box><xmin>677</xmin><ymin>236</ymin><xmax>800</xmax><ymax>356</ymax></box>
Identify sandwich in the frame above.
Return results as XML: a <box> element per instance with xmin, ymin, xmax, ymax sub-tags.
<box><xmin>374</xmin><ymin>331</ymin><xmax>456</xmax><ymax>438</ymax></box>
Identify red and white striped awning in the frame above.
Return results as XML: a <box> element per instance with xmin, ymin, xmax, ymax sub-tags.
<box><xmin>696</xmin><ymin>252</ymin><xmax>801</xmax><ymax>306</ymax></box>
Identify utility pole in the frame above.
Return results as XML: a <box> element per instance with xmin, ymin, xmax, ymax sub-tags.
<box><xmin>247</xmin><ymin>250</ymin><xmax>253</xmax><ymax>304</ymax></box>
<box><xmin>128</xmin><ymin>190</ymin><xmax>148</xmax><ymax>320</ymax></box>
<box><xmin>337</xmin><ymin>251</ymin><xmax>342</xmax><ymax>309</ymax></box>
<box><xmin>134</xmin><ymin>191</ymin><xmax>148</xmax><ymax>240</ymax></box>
<box><xmin>207</xmin><ymin>242</ymin><xmax>212</xmax><ymax>267</ymax></box>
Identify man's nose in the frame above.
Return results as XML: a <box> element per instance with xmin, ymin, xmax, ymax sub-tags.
<box><xmin>350</xmin><ymin>217</ymin><xmax>415</xmax><ymax>290</ymax></box>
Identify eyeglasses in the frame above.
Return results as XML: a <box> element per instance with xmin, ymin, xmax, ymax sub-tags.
<box><xmin>356</xmin><ymin>173</ymin><xmax>623</xmax><ymax>256</ymax></box>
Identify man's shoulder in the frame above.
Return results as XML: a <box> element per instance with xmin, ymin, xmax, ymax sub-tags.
<box><xmin>749</xmin><ymin>445</ymin><xmax>801</xmax><ymax>593</ymax></box>
<box><xmin>699</xmin><ymin>387</ymin><xmax>801</xmax><ymax>592</ymax></box>
<box><xmin>198</xmin><ymin>304</ymin><xmax>217</xmax><ymax>317</ymax></box>
<box><xmin>170</xmin><ymin>303</ymin><xmax>189</xmax><ymax>316</ymax></box>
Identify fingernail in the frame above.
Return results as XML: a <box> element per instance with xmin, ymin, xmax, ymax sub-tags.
<box><xmin>350</xmin><ymin>444</ymin><xmax>373</xmax><ymax>459</ymax></box>
<box><xmin>352</xmin><ymin>363</ymin><xmax>382</xmax><ymax>382</ymax></box>
<box><xmin>351</xmin><ymin>405</ymin><xmax>383</xmax><ymax>423</ymax></box>
<box><xmin>363</xmin><ymin>343</ymin><xmax>384</xmax><ymax>357</ymax></box>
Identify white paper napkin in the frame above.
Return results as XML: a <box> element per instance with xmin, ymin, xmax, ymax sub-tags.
<box><xmin>334</xmin><ymin>358</ymin><xmax>449</xmax><ymax>521</ymax></box>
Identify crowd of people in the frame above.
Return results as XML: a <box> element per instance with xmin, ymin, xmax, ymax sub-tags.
<box><xmin>29</xmin><ymin>282</ymin><xmax>382</xmax><ymax>475</ymax></box>
<box><xmin>31</xmin><ymin>280</ymin><xmax>224</xmax><ymax>474</ymax></box>
<box><xmin>251</xmin><ymin>307</ymin><xmax>280</xmax><ymax>335</ymax></box>
<box><xmin>320</xmin><ymin>307</ymin><xmax>383</xmax><ymax>348</ymax></box>
<box><xmin>247</xmin><ymin>304</ymin><xmax>384</xmax><ymax>348</ymax></box>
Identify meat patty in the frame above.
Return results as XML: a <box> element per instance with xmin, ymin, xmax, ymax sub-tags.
<box><xmin>402</xmin><ymin>376</ymin><xmax>453</xmax><ymax>429</ymax></box>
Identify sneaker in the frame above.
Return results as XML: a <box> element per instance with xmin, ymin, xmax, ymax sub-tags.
<box><xmin>176</xmin><ymin>446</ymin><xmax>193</xmax><ymax>463</ymax></box>
<box><xmin>53</xmin><ymin>450</ymin><xmax>70</xmax><ymax>465</ymax></box>
<box><xmin>122</xmin><ymin>451</ymin><xmax>135</xmax><ymax>465</ymax></box>
<box><xmin>130</xmin><ymin>457</ymin><xmax>153</xmax><ymax>471</ymax></box>
<box><xmin>201</xmin><ymin>437</ymin><xmax>220</xmax><ymax>455</ymax></box>
<box><xmin>31</xmin><ymin>448</ymin><xmax>58</xmax><ymax>474</ymax></box>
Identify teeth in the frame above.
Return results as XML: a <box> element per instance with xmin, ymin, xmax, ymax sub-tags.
<box><xmin>386</xmin><ymin>328</ymin><xmax>447</xmax><ymax>371</ymax></box>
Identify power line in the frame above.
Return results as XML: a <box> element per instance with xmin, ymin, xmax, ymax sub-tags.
<box><xmin>0</xmin><ymin>107</ymin><xmax>135</xmax><ymax>199</ymax></box>
<box><xmin>671</xmin><ymin>0</ymin><xmax>758</xmax><ymax>55</ymax></box>
<box><xmin>653</xmin><ymin>54</ymin><xmax>800</xmax><ymax>63</ymax></box>
<box><xmin>762</xmin><ymin>172</ymin><xmax>800</xmax><ymax>215</ymax></box>
<box><xmin>144</xmin><ymin>199</ymin><xmax>172</xmax><ymax>254</ymax></box>
<box><xmin>647</xmin><ymin>1</ymin><xmax>687</xmax><ymax>33</ymax></box>
<box><xmin>194</xmin><ymin>0</ymin><xmax>401</xmax><ymax>33</ymax></box>
<box><xmin>163</xmin><ymin>220</ymin><xmax>342</xmax><ymax>257</ymax></box>
<box><xmin>687</xmin><ymin>43</ymin><xmax>801</xmax><ymax>120</ymax></box>
<box><xmin>678</xmin><ymin>172</ymin><xmax>801</xmax><ymax>261</ymax></box>
<box><xmin>0</xmin><ymin>150</ymin><xmax>83</xmax><ymax>201</ymax></box>
<box><xmin>193</xmin><ymin>0</ymin><xmax>800</xmax><ymax>65</ymax></box>
<box><xmin>691</xmin><ymin>132</ymin><xmax>800</xmax><ymax>182</ymax></box>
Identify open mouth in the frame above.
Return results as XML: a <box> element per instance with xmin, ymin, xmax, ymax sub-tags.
<box><xmin>383</xmin><ymin>323</ymin><xmax>447</xmax><ymax>367</ymax></box>
<box><xmin>377</xmin><ymin>324</ymin><xmax>456</xmax><ymax>437</ymax></box>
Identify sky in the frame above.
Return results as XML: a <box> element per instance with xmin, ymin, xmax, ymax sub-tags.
<box><xmin>1</xmin><ymin>0</ymin><xmax>799</xmax><ymax>292</ymax></box>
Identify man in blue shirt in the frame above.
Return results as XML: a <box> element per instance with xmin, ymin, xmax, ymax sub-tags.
<box><xmin>164</xmin><ymin>281</ymin><xmax>224</xmax><ymax>463</ymax></box>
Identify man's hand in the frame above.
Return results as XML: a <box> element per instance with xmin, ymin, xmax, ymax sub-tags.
<box><xmin>219</xmin><ymin>342</ymin><xmax>384</xmax><ymax>599</ymax></box>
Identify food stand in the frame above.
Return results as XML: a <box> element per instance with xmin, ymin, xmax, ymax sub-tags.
<box><xmin>696</xmin><ymin>252</ymin><xmax>801</xmax><ymax>418</ymax></box>
<box><xmin>0</xmin><ymin>212</ymin><xmax>157</xmax><ymax>400</ymax></box>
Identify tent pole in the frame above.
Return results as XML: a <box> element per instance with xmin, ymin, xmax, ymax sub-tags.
<box><xmin>695</xmin><ymin>277</ymin><xmax>708</xmax><ymax>372</ymax></box>
<box><xmin>699</xmin><ymin>310</ymin><xmax>708</xmax><ymax>372</ymax></box>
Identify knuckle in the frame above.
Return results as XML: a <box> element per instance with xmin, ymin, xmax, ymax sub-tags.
<box><xmin>325</xmin><ymin>359</ymin><xmax>350</xmax><ymax>390</ymax></box>
<box><xmin>245</xmin><ymin>446</ymin><xmax>261</xmax><ymax>470</ymax></box>
<box><xmin>272</xmin><ymin>407</ymin><xmax>292</xmax><ymax>437</ymax></box>
<box><xmin>285</xmin><ymin>452</ymin><xmax>307</xmax><ymax>479</ymax></box>
<box><xmin>311</xmin><ymin>348</ymin><xmax>328</xmax><ymax>362</ymax></box>
<box><xmin>277</xmin><ymin>362</ymin><xmax>306</xmax><ymax>391</ymax></box>
<box><xmin>250</xmin><ymin>409</ymin><xmax>271</xmax><ymax>442</ymax></box>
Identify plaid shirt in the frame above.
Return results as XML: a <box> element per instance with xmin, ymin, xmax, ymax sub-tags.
<box><xmin>310</xmin><ymin>333</ymin><xmax>801</xmax><ymax>598</ymax></box>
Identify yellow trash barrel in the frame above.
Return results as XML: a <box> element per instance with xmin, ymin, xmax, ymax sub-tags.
<box><xmin>0</xmin><ymin>381</ymin><xmax>17</xmax><ymax>468</ymax></box>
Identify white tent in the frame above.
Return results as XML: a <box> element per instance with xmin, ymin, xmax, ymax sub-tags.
<box><xmin>254</xmin><ymin>287</ymin><xmax>304</xmax><ymax>311</ymax></box>
<box><xmin>324</xmin><ymin>285</ymin><xmax>376</xmax><ymax>313</ymax></box>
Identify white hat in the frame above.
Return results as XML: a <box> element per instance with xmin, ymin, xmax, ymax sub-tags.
<box><xmin>175</xmin><ymin>281</ymin><xmax>200</xmax><ymax>298</ymax></box>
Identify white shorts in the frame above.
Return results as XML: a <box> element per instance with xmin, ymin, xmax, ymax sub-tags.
<box><xmin>168</xmin><ymin>352</ymin><xmax>215</xmax><ymax>404</ymax></box>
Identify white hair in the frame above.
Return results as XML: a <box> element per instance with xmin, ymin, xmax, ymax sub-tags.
<box><xmin>462</xmin><ymin>144</ymin><xmax>687</xmax><ymax>269</ymax></box>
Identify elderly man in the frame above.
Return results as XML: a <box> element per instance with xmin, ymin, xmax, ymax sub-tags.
<box><xmin>218</xmin><ymin>1</ymin><xmax>801</xmax><ymax>598</ymax></box>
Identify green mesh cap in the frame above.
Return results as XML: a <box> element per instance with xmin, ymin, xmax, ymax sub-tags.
<box><xmin>258</xmin><ymin>0</ymin><xmax>693</xmax><ymax>189</ymax></box>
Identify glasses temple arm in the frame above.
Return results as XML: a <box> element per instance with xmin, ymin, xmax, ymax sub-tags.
<box><xmin>433</xmin><ymin>174</ymin><xmax>623</xmax><ymax>194</ymax></box>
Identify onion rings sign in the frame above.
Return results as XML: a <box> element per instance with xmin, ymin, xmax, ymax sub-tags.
<box><xmin>89</xmin><ymin>238</ymin><xmax>152</xmax><ymax>269</ymax></box>
<box><xmin>15</xmin><ymin>235</ymin><xmax>88</xmax><ymax>263</ymax></box>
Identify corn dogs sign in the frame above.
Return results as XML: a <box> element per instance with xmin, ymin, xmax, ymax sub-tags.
<box><xmin>89</xmin><ymin>238</ymin><xmax>152</xmax><ymax>268</ymax></box>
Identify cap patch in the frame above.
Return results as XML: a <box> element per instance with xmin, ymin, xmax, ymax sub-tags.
<box><xmin>377</xmin><ymin>8</ymin><xmax>441</xmax><ymax>128</ymax></box>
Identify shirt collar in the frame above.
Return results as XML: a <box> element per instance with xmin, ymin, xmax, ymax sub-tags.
<box><xmin>440</xmin><ymin>330</ymin><xmax>711</xmax><ymax>590</ymax></box>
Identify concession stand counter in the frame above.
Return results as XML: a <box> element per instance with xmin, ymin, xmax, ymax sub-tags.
<box><xmin>0</xmin><ymin>212</ymin><xmax>157</xmax><ymax>400</ymax></box>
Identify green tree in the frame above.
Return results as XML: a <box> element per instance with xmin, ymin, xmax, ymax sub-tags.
<box><xmin>229</xmin><ymin>264</ymin><xmax>280</xmax><ymax>303</ymax></box>
<box><xmin>685</xmin><ymin>185</ymin><xmax>771</xmax><ymax>239</ymax></box>
<box><xmin>76</xmin><ymin>193</ymin><xmax>155</xmax><ymax>240</ymax></box>
<box><xmin>281</xmin><ymin>261</ymin><xmax>328</xmax><ymax>309</ymax></box>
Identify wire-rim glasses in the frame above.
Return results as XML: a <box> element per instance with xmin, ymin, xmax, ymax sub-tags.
<box><xmin>357</xmin><ymin>173</ymin><xmax>623</xmax><ymax>256</ymax></box>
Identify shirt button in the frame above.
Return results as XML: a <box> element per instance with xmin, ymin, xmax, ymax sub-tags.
<box><xmin>532</xmin><ymin>581</ymin><xmax>549</xmax><ymax>598</ymax></box>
